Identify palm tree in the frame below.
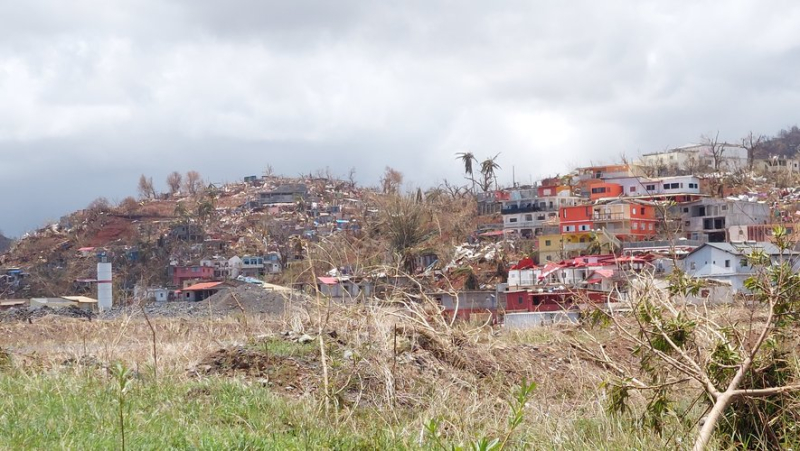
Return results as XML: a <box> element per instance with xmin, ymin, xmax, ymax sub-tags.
<box><xmin>479</xmin><ymin>153</ymin><xmax>501</xmax><ymax>192</ymax></box>
<box><xmin>455</xmin><ymin>152</ymin><xmax>477</xmax><ymax>193</ymax></box>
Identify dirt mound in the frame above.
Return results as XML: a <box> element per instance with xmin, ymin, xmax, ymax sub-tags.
<box><xmin>203</xmin><ymin>284</ymin><xmax>292</xmax><ymax>315</ymax></box>
<box><xmin>99</xmin><ymin>285</ymin><xmax>308</xmax><ymax>319</ymax></box>
<box><xmin>191</xmin><ymin>343</ymin><xmax>320</xmax><ymax>395</ymax></box>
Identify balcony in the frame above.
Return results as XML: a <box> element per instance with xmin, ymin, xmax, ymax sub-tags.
<box><xmin>593</xmin><ymin>212</ymin><xmax>627</xmax><ymax>221</ymax></box>
<box><xmin>501</xmin><ymin>204</ymin><xmax>542</xmax><ymax>215</ymax></box>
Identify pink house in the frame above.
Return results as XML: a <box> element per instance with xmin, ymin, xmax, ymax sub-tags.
<box><xmin>171</xmin><ymin>265</ymin><xmax>215</xmax><ymax>287</ymax></box>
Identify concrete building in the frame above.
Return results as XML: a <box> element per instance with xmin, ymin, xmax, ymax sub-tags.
<box><xmin>501</xmin><ymin>187</ymin><xmax>582</xmax><ymax>239</ymax></box>
<box><xmin>638</xmin><ymin>143</ymin><xmax>748</xmax><ymax>174</ymax></box>
<box><xmin>671</xmin><ymin>198</ymin><xmax>771</xmax><ymax>243</ymax></box>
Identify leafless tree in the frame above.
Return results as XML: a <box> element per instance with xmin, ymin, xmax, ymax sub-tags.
<box><xmin>741</xmin><ymin>131</ymin><xmax>766</xmax><ymax>171</ymax></box>
<box><xmin>381</xmin><ymin>166</ymin><xmax>403</xmax><ymax>194</ymax></box>
<box><xmin>183</xmin><ymin>170</ymin><xmax>203</xmax><ymax>195</ymax></box>
<box><xmin>166</xmin><ymin>171</ymin><xmax>182</xmax><ymax>194</ymax></box>
<box><xmin>137</xmin><ymin>175</ymin><xmax>156</xmax><ymax>200</ymax></box>
<box><xmin>701</xmin><ymin>132</ymin><xmax>726</xmax><ymax>172</ymax></box>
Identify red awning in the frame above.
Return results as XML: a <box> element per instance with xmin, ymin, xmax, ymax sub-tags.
<box><xmin>317</xmin><ymin>276</ymin><xmax>338</xmax><ymax>285</ymax></box>
<box><xmin>183</xmin><ymin>282</ymin><xmax>223</xmax><ymax>291</ymax></box>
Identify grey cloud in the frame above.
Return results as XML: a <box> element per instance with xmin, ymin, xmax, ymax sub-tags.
<box><xmin>2</xmin><ymin>0</ymin><xmax>800</xmax><ymax>236</ymax></box>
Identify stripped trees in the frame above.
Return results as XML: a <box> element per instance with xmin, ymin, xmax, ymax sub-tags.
<box><xmin>578</xmin><ymin>227</ymin><xmax>800</xmax><ymax>450</ymax></box>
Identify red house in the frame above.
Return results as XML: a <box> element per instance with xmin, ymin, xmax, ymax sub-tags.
<box><xmin>560</xmin><ymin>205</ymin><xmax>594</xmax><ymax>235</ymax></box>
<box><xmin>504</xmin><ymin>289</ymin><xmax>606</xmax><ymax>313</ymax></box>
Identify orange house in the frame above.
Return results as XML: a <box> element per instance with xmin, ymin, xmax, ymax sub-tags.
<box><xmin>560</xmin><ymin>205</ymin><xmax>594</xmax><ymax>234</ymax></box>
<box><xmin>588</xmin><ymin>182</ymin><xmax>623</xmax><ymax>201</ymax></box>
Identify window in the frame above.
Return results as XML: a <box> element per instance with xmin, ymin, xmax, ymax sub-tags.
<box><xmin>518</xmin><ymin>295</ymin><xmax>523</xmax><ymax>305</ymax></box>
<box><xmin>649</xmin><ymin>223</ymin><xmax>654</xmax><ymax>230</ymax></box>
<box><xmin>632</xmin><ymin>208</ymin><xmax>637</xmax><ymax>214</ymax></box>
<box><xmin>690</xmin><ymin>262</ymin><xmax>696</xmax><ymax>270</ymax></box>
<box><xmin>579</xmin><ymin>225</ymin><xmax>589</xmax><ymax>231</ymax></box>
<box><xmin>509</xmin><ymin>218</ymin><xmax>517</xmax><ymax>223</ymax></box>
<box><xmin>740</xmin><ymin>258</ymin><xmax>748</xmax><ymax>267</ymax></box>
<box><xmin>629</xmin><ymin>186</ymin><xmax>636</xmax><ymax>192</ymax></box>
<box><xmin>525</xmin><ymin>214</ymin><xmax>532</xmax><ymax>221</ymax></box>
<box><xmin>683</xmin><ymin>207</ymin><xmax>689</xmax><ymax>213</ymax></box>
<box><xmin>646</xmin><ymin>184</ymin><xmax>656</xmax><ymax>191</ymax></box>
<box><xmin>632</xmin><ymin>222</ymin><xmax>638</xmax><ymax>230</ymax></box>
<box><xmin>725</xmin><ymin>260</ymin><xmax>731</xmax><ymax>268</ymax></box>
<box><xmin>545</xmin><ymin>240</ymin><xmax>551</xmax><ymax>246</ymax></box>
<box><xmin>663</xmin><ymin>184</ymin><xmax>670</xmax><ymax>190</ymax></box>
<box><xmin>641</xmin><ymin>207</ymin><xmax>646</xmax><ymax>215</ymax></box>
<box><xmin>721</xmin><ymin>205</ymin><xmax>728</xmax><ymax>211</ymax></box>
<box><xmin>591</xmin><ymin>187</ymin><xmax>606</xmax><ymax>194</ymax></box>
<box><xmin>564</xmin><ymin>225</ymin><xmax>576</xmax><ymax>232</ymax></box>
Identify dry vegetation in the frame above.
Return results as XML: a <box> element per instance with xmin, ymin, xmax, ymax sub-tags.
<box><xmin>0</xmin><ymin>295</ymin><xmax>679</xmax><ymax>450</ymax></box>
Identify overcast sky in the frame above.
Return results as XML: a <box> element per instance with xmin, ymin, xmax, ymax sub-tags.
<box><xmin>2</xmin><ymin>1</ymin><xmax>799</xmax><ymax>237</ymax></box>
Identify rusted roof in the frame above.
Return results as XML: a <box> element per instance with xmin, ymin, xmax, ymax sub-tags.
<box><xmin>183</xmin><ymin>281</ymin><xmax>224</xmax><ymax>291</ymax></box>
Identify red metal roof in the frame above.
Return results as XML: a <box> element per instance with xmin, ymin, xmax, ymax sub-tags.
<box><xmin>317</xmin><ymin>276</ymin><xmax>339</xmax><ymax>285</ymax></box>
<box><xmin>183</xmin><ymin>281</ymin><xmax>224</xmax><ymax>291</ymax></box>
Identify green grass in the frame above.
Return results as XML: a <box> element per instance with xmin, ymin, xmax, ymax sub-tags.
<box><xmin>0</xmin><ymin>370</ymin><xmax>397</xmax><ymax>450</ymax></box>
<box><xmin>0</xmin><ymin>367</ymin><xmax>692</xmax><ymax>450</ymax></box>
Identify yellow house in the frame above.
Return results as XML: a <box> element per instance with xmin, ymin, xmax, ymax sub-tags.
<box><xmin>538</xmin><ymin>233</ymin><xmax>593</xmax><ymax>263</ymax></box>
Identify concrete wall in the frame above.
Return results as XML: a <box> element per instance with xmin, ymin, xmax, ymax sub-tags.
<box><xmin>504</xmin><ymin>311</ymin><xmax>580</xmax><ymax>328</ymax></box>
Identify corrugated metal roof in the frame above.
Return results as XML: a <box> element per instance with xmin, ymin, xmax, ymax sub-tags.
<box><xmin>183</xmin><ymin>281</ymin><xmax>224</xmax><ymax>291</ymax></box>
<box><xmin>61</xmin><ymin>296</ymin><xmax>98</xmax><ymax>304</ymax></box>
<box><xmin>702</xmin><ymin>242</ymin><xmax>787</xmax><ymax>256</ymax></box>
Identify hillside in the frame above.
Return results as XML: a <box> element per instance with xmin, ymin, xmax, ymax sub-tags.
<box><xmin>0</xmin><ymin>233</ymin><xmax>11</xmax><ymax>254</ymax></box>
<box><xmin>0</xmin><ymin>173</ymin><xmax>501</xmax><ymax>298</ymax></box>
<box><xmin>755</xmin><ymin>125</ymin><xmax>800</xmax><ymax>159</ymax></box>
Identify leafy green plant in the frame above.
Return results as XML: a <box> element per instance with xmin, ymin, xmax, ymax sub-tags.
<box><xmin>425</xmin><ymin>379</ymin><xmax>536</xmax><ymax>450</ymax></box>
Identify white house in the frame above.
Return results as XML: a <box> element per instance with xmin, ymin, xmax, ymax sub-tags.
<box><xmin>682</xmin><ymin>242</ymin><xmax>799</xmax><ymax>293</ymax></box>
<box><xmin>638</xmin><ymin>143</ymin><xmax>748</xmax><ymax>173</ymax></box>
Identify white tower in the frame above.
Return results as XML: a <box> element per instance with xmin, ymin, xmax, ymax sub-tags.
<box><xmin>97</xmin><ymin>262</ymin><xmax>113</xmax><ymax>311</ymax></box>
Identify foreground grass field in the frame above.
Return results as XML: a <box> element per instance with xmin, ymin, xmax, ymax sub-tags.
<box><xmin>0</xmin><ymin>369</ymin><xmax>678</xmax><ymax>450</ymax></box>
<box><xmin>0</xmin><ymin>306</ymin><xmax>710</xmax><ymax>450</ymax></box>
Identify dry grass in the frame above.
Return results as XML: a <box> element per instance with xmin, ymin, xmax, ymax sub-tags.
<box><xmin>0</xmin><ymin>301</ymin><xmax>679</xmax><ymax>449</ymax></box>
